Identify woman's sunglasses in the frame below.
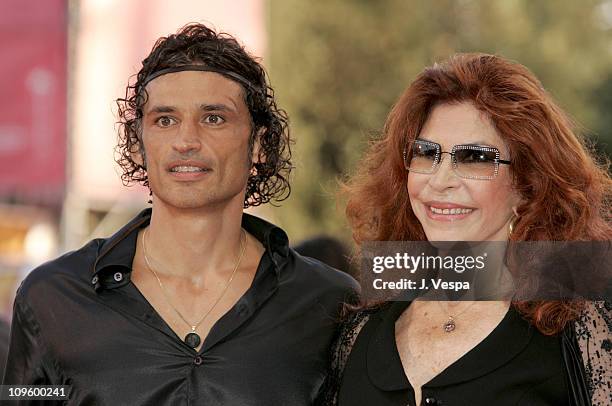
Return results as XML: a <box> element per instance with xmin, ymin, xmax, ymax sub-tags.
<box><xmin>403</xmin><ymin>139</ymin><xmax>511</xmax><ymax>180</ymax></box>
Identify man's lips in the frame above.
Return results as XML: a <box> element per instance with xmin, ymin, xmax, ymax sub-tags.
<box><xmin>166</xmin><ymin>160</ymin><xmax>211</xmax><ymax>180</ymax></box>
<box><xmin>166</xmin><ymin>160</ymin><xmax>211</xmax><ymax>172</ymax></box>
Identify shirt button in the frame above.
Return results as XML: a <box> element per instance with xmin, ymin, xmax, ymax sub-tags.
<box><xmin>424</xmin><ymin>397</ymin><xmax>437</xmax><ymax>405</ymax></box>
<box><xmin>193</xmin><ymin>356</ymin><xmax>203</xmax><ymax>366</ymax></box>
<box><xmin>113</xmin><ymin>272</ymin><xmax>123</xmax><ymax>282</ymax></box>
<box><xmin>91</xmin><ymin>276</ymin><xmax>99</xmax><ymax>285</ymax></box>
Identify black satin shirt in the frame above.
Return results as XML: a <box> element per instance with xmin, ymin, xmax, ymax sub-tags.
<box><xmin>3</xmin><ymin>209</ymin><xmax>359</xmax><ymax>405</ymax></box>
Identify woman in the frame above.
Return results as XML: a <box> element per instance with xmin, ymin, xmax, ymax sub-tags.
<box><xmin>320</xmin><ymin>54</ymin><xmax>611</xmax><ymax>405</ymax></box>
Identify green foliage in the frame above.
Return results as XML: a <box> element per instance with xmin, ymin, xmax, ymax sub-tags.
<box><xmin>267</xmin><ymin>0</ymin><xmax>612</xmax><ymax>241</ymax></box>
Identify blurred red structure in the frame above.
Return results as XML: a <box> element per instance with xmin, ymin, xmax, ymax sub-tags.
<box><xmin>0</xmin><ymin>0</ymin><xmax>67</xmax><ymax>204</ymax></box>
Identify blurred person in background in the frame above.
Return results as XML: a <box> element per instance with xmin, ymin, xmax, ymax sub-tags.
<box><xmin>319</xmin><ymin>54</ymin><xmax>611</xmax><ymax>406</ymax></box>
<box><xmin>0</xmin><ymin>318</ymin><xmax>8</xmax><ymax>380</ymax></box>
<box><xmin>294</xmin><ymin>235</ymin><xmax>356</xmax><ymax>278</ymax></box>
<box><xmin>3</xmin><ymin>23</ymin><xmax>358</xmax><ymax>405</ymax></box>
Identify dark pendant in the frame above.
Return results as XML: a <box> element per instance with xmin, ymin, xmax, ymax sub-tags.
<box><xmin>443</xmin><ymin>318</ymin><xmax>456</xmax><ymax>333</ymax></box>
<box><xmin>185</xmin><ymin>332</ymin><xmax>201</xmax><ymax>348</ymax></box>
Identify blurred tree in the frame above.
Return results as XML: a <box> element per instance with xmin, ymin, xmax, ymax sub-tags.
<box><xmin>267</xmin><ymin>0</ymin><xmax>612</xmax><ymax>241</ymax></box>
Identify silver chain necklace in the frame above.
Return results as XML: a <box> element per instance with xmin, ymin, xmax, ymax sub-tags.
<box><xmin>142</xmin><ymin>227</ymin><xmax>247</xmax><ymax>349</ymax></box>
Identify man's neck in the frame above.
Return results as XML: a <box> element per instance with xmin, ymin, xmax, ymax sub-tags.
<box><xmin>144</xmin><ymin>198</ymin><xmax>246</xmax><ymax>279</ymax></box>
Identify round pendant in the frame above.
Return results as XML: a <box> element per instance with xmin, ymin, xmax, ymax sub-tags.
<box><xmin>443</xmin><ymin>318</ymin><xmax>456</xmax><ymax>333</ymax></box>
<box><xmin>185</xmin><ymin>332</ymin><xmax>201</xmax><ymax>348</ymax></box>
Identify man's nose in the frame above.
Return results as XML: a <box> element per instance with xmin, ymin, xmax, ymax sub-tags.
<box><xmin>172</xmin><ymin>120</ymin><xmax>201</xmax><ymax>154</ymax></box>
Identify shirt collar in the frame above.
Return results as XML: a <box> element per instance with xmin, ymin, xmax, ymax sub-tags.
<box><xmin>367</xmin><ymin>301</ymin><xmax>534</xmax><ymax>391</ymax></box>
<box><xmin>91</xmin><ymin>208</ymin><xmax>290</xmax><ymax>291</ymax></box>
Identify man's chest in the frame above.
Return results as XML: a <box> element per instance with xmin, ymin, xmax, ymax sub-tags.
<box><xmin>39</xmin><ymin>288</ymin><xmax>336</xmax><ymax>401</ymax></box>
<box><xmin>129</xmin><ymin>265</ymin><xmax>258</xmax><ymax>352</ymax></box>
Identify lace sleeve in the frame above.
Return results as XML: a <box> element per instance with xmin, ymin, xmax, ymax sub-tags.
<box><xmin>316</xmin><ymin>311</ymin><xmax>371</xmax><ymax>406</ymax></box>
<box><xmin>575</xmin><ymin>301</ymin><xmax>611</xmax><ymax>406</ymax></box>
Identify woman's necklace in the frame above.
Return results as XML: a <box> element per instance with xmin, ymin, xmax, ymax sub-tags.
<box><xmin>437</xmin><ymin>301</ymin><xmax>477</xmax><ymax>333</ymax></box>
<box><xmin>142</xmin><ymin>227</ymin><xmax>247</xmax><ymax>349</ymax></box>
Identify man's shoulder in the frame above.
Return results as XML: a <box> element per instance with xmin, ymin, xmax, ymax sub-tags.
<box><xmin>289</xmin><ymin>249</ymin><xmax>360</xmax><ymax>295</ymax></box>
<box><xmin>17</xmin><ymin>238</ymin><xmax>104</xmax><ymax>301</ymax></box>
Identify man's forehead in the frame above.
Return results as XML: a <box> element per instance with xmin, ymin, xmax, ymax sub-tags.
<box><xmin>145</xmin><ymin>70</ymin><xmax>243</xmax><ymax>95</ymax></box>
<box><xmin>143</xmin><ymin>71</ymin><xmax>245</xmax><ymax>111</ymax></box>
<box><xmin>141</xmin><ymin>64</ymin><xmax>255</xmax><ymax>91</ymax></box>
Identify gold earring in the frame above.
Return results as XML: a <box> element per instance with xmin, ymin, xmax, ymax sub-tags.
<box><xmin>508</xmin><ymin>211</ymin><xmax>519</xmax><ymax>238</ymax></box>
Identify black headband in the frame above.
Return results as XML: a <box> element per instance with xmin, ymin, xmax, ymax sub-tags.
<box><xmin>141</xmin><ymin>64</ymin><xmax>260</xmax><ymax>92</ymax></box>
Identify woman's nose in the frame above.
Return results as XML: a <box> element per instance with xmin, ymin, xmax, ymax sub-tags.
<box><xmin>428</xmin><ymin>154</ymin><xmax>460</xmax><ymax>190</ymax></box>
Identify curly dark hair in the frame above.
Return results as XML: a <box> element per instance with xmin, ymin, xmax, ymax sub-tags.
<box><xmin>115</xmin><ymin>23</ymin><xmax>292</xmax><ymax>208</ymax></box>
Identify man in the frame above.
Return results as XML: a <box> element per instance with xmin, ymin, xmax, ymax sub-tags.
<box><xmin>3</xmin><ymin>24</ymin><xmax>358</xmax><ymax>405</ymax></box>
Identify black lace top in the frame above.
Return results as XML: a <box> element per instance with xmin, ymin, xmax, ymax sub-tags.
<box><xmin>318</xmin><ymin>301</ymin><xmax>611</xmax><ymax>405</ymax></box>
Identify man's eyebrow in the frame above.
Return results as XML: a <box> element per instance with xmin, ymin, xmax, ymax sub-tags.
<box><xmin>145</xmin><ymin>103</ymin><xmax>239</xmax><ymax>115</ymax></box>
<box><xmin>200</xmin><ymin>103</ymin><xmax>237</xmax><ymax>113</ymax></box>
<box><xmin>146</xmin><ymin>105</ymin><xmax>176</xmax><ymax>114</ymax></box>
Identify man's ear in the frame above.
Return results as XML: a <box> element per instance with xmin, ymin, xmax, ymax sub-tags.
<box><xmin>251</xmin><ymin>127</ymin><xmax>266</xmax><ymax>165</ymax></box>
<box><xmin>131</xmin><ymin>138</ymin><xmax>146</xmax><ymax>169</ymax></box>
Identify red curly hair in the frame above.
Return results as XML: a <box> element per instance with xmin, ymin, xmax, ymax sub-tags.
<box><xmin>345</xmin><ymin>53</ymin><xmax>611</xmax><ymax>335</ymax></box>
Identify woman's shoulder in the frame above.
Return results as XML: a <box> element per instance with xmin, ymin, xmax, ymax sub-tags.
<box><xmin>336</xmin><ymin>301</ymin><xmax>412</xmax><ymax>348</ymax></box>
<box><xmin>333</xmin><ymin>307</ymin><xmax>377</xmax><ymax>360</ymax></box>
<box><xmin>316</xmin><ymin>304</ymin><xmax>391</xmax><ymax>406</ymax></box>
<box><xmin>574</xmin><ymin>301</ymin><xmax>611</xmax><ymax>406</ymax></box>
<box><xmin>336</xmin><ymin>303</ymin><xmax>396</xmax><ymax>345</ymax></box>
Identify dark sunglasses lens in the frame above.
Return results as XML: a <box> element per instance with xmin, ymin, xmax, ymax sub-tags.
<box><xmin>408</xmin><ymin>141</ymin><xmax>438</xmax><ymax>172</ymax></box>
<box><xmin>454</xmin><ymin>148</ymin><xmax>498</xmax><ymax>178</ymax></box>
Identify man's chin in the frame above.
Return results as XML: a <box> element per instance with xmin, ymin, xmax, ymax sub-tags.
<box><xmin>153</xmin><ymin>192</ymin><xmax>243</xmax><ymax>211</ymax></box>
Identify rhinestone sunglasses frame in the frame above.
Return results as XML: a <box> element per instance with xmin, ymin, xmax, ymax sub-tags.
<box><xmin>403</xmin><ymin>139</ymin><xmax>511</xmax><ymax>180</ymax></box>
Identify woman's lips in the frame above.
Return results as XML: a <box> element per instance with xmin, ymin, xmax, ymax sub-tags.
<box><xmin>424</xmin><ymin>202</ymin><xmax>475</xmax><ymax>221</ymax></box>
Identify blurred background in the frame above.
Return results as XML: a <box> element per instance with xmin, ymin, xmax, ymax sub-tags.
<box><xmin>1</xmin><ymin>0</ymin><xmax>611</xmax><ymax>320</ymax></box>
